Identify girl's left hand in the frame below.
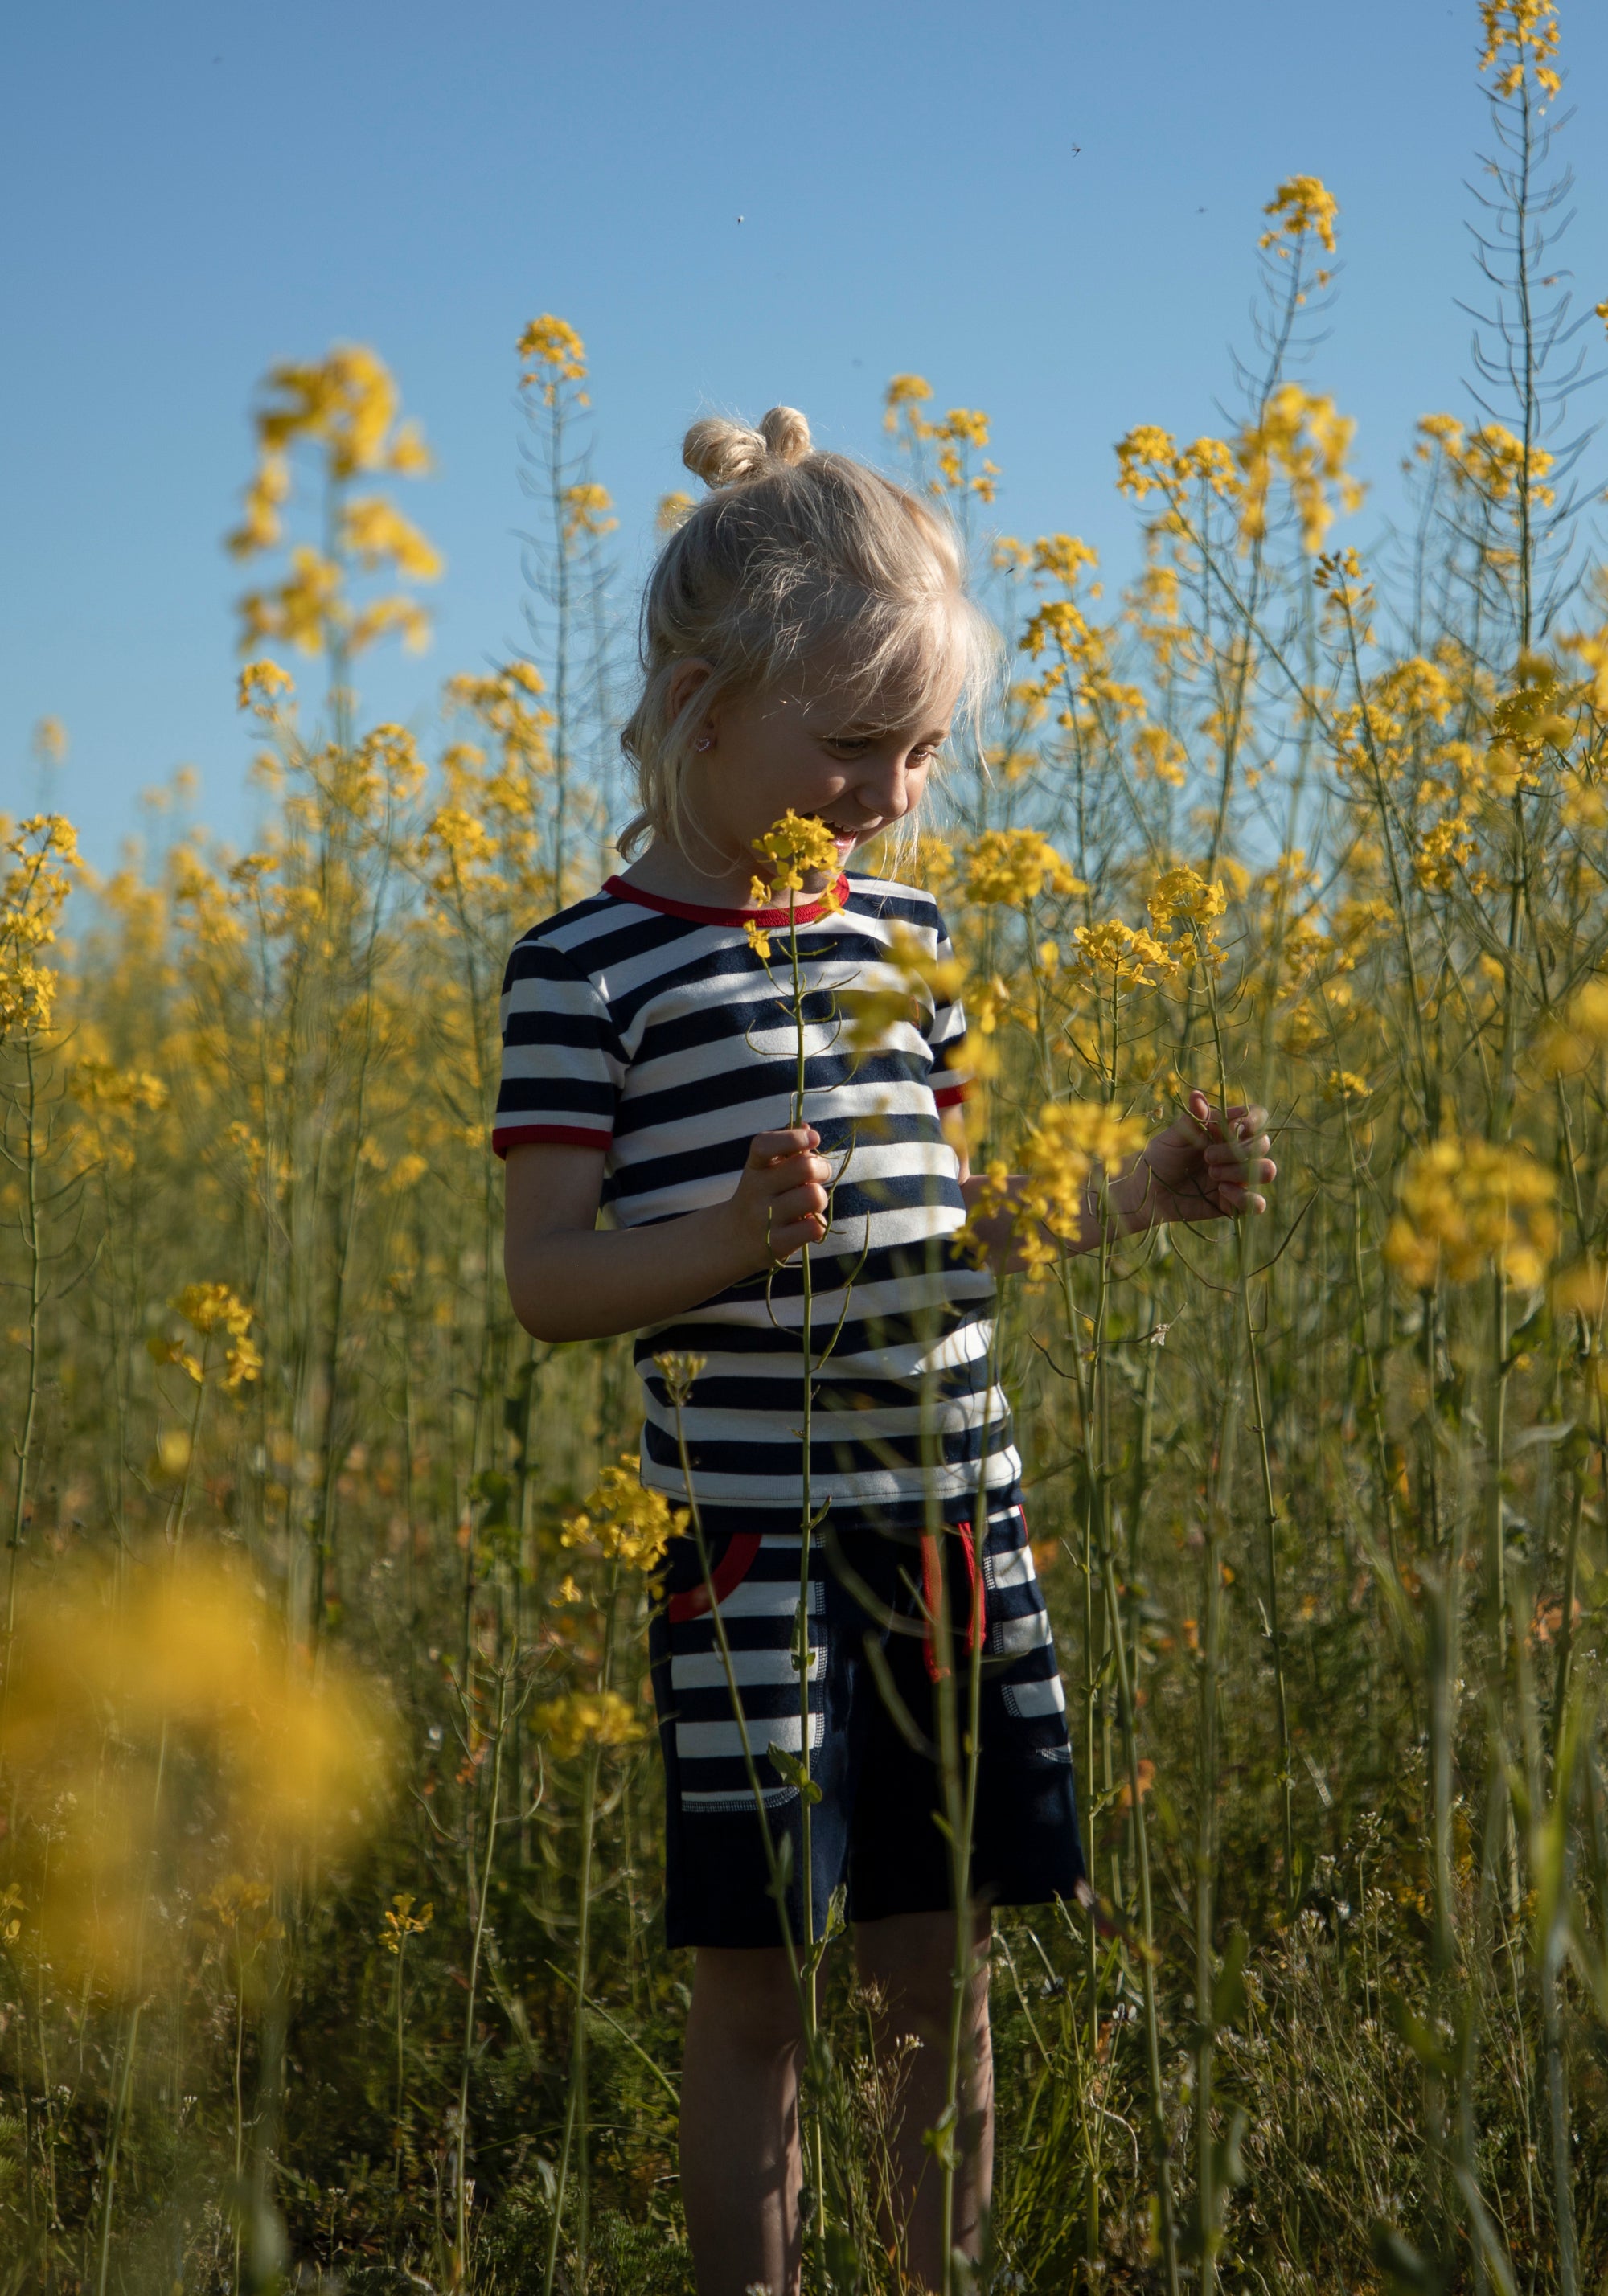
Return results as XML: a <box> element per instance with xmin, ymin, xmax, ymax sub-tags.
<box><xmin>1121</xmin><ymin>1089</ymin><xmax>1277</xmax><ymax>1226</ymax></box>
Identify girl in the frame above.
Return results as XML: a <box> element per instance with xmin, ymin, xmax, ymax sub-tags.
<box><xmin>497</xmin><ymin>405</ymin><xmax>1275</xmax><ymax>2295</ymax></box>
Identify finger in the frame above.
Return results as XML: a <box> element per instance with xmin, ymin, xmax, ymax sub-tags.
<box><xmin>763</xmin><ymin>1154</ymin><xmax>831</xmax><ymax>1194</ymax></box>
<box><xmin>769</xmin><ymin>1209</ymin><xmax>830</xmax><ymax>1259</ymax></box>
<box><xmin>1205</xmin><ymin>1138</ymin><xmax>1274</xmax><ymax>1174</ymax></box>
<box><xmin>748</xmin><ymin>1125</ymin><xmax>820</xmax><ymax>1166</ymax></box>
<box><xmin>1219</xmin><ymin>1103</ymin><xmax>1270</xmax><ymax>1140</ymax></box>
<box><xmin>1183</xmin><ymin>1089</ymin><xmax>1212</xmax><ymax>1131</ymax></box>
<box><xmin>773</xmin><ymin>1180</ymin><xmax>830</xmax><ymax>1228</ymax></box>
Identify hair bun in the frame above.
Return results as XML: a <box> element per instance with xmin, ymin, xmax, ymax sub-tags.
<box><xmin>682</xmin><ymin>405</ymin><xmax>813</xmax><ymax>490</ymax></box>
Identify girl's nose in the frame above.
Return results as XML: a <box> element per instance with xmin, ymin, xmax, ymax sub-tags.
<box><xmin>856</xmin><ymin>750</ymin><xmax>913</xmax><ymax>822</ymax></box>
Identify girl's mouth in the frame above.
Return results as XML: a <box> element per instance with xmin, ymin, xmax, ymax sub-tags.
<box><xmin>818</xmin><ymin>818</ymin><xmax>867</xmax><ymax>854</ymax></box>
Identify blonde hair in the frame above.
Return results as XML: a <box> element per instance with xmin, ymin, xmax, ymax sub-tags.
<box><xmin>617</xmin><ymin>405</ymin><xmax>999</xmax><ymax>861</ymax></box>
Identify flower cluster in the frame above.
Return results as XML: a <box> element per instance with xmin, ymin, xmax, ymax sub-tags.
<box><xmin>518</xmin><ymin>314</ymin><xmax>589</xmax><ymax>402</ymax></box>
<box><xmin>1237</xmin><ymin>386</ymin><xmax>1364</xmax><ymax>556</ymax></box>
<box><xmin>531</xmin><ymin>1689</ymin><xmax>646</xmax><ymax>1762</ymax></box>
<box><xmin>147</xmin><ymin>1283</ymin><xmax>262</xmax><ymax>1392</ymax></box>
<box><xmin>1</xmin><ymin>814</ymin><xmax>80</xmax><ymax>1042</ymax></box>
<box><xmin>231</xmin><ymin>344</ymin><xmax>438</xmax><ymax>660</ymax></box>
<box><xmin>841</xmin><ymin>923</ymin><xmax>966</xmax><ymax>1058</ymax></box>
<box><xmin>963</xmin><ymin>828</ymin><xmax>1083</xmax><ymax>906</ymax></box>
<box><xmin>1479</xmin><ymin>0</ymin><xmax>1561</xmax><ymax>101</ymax></box>
<box><xmin>1384</xmin><ymin>1135</ymin><xmax>1557</xmax><ymax>1291</ymax></box>
<box><xmin>560</xmin><ymin>1458</ymin><xmax>684</xmax><ymax>1577</ymax></box>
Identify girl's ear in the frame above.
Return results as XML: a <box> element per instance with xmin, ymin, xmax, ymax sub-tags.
<box><xmin>666</xmin><ymin>658</ymin><xmax>716</xmax><ymax>740</ymax></box>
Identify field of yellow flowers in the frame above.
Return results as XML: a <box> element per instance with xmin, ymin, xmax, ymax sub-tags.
<box><xmin>6</xmin><ymin>8</ymin><xmax>1608</xmax><ymax>2290</ymax></box>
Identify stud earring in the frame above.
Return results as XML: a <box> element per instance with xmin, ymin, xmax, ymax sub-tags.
<box><xmin>693</xmin><ymin>735</ymin><xmax>712</xmax><ymax>752</ymax></box>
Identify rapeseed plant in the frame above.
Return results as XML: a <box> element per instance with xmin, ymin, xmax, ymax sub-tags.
<box><xmin>7</xmin><ymin>10</ymin><xmax>1608</xmax><ymax>2286</ymax></box>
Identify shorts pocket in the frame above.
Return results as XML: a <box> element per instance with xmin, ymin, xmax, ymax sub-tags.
<box><xmin>666</xmin><ymin>1531</ymin><xmax>763</xmax><ymax>1623</ymax></box>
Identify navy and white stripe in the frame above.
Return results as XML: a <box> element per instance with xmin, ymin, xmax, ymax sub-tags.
<box><xmin>495</xmin><ymin>871</ymin><xmax>1019</xmax><ymax>1510</ymax></box>
<box><xmin>654</xmin><ymin>1495</ymin><xmax>1064</xmax><ymax>1820</ymax></box>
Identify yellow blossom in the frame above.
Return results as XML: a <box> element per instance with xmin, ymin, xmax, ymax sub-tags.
<box><xmin>750</xmin><ymin>810</ymin><xmax>843</xmax><ymax>896</ymax></box>
<box><xmin>1479</xmin><ymin>0</ymin><xmax>1561</xmax><ymax>102</ymax></box>
<box><xmin>1259</xmin><ymin>174</ymin><xmax>1339</xmax><ymax>263</ymax></box>
<box><xmin>1384</xmin><ymin>1136</ymin><xmax>1557</xmax><ymax>1291</ymax></box>
<box><xmin>237</xmin><ymin>658</ymin><xmax>295</xmax><ymax>715</ymax></box>
<box><xmin>1072</xmin><ymin>918</ymin><xmax>1179</xmax><ymax>989</ymax></box>
<box><xmin>963</xmin><ymin>829</ymin><xmax>1083</xmax><ymax>906</ymax></box>
<box><xmin>518</xmin><ymin>314</ymin><xmax>589</xmax><ymax>404</ymax></box>
<box><xmin>1237</xmin><ymin>386</ymin><xmax>1364</xmax><ymax>554</ymax></box>
<box><xmin>533</xmin><ymin>1690</ymin><xmax>646</xmax><ymax>1762</ymax></box>
<box><xmin>379</xmin><ymin>1892</ymin><xmax>433</xmax><ymax>1952</ymax></box>
<box><xmin>560</xmin><ymin>1457</ymin><xmax>684</xmax><ymax>1575</ymax></box>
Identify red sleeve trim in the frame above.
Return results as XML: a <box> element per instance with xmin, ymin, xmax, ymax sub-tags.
<box><xmin>493</xmin><ymin>1122</ymin><xmax>613</xmax><ymax>1161</ymax></box>
<box><xmin>933</xmin><ymin>1080</ymin><xmax>970</xmax><ymax>1109</ymax></box>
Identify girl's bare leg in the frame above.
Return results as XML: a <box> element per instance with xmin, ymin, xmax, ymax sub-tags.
<box><xmin>679</xmin><ymin>1945</ymin><xmax>808</xmax><ymax>2296</ymax></box>
<box><xmin>855</xmin><ymin>1908</ymin><xmax>994</xmax><ymax>2290</ymax></box>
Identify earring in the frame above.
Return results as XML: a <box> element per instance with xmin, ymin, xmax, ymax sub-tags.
<box><xmin>693</xmin><ymin>736</ymin><xmax>712</xmax><ymax>752</ymax></box>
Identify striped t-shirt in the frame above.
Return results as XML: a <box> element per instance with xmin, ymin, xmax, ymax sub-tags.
<box><xmin>494</xmin><ymin>871</ymin><xmax>1019</xmax><ymax>1514</ymax></box>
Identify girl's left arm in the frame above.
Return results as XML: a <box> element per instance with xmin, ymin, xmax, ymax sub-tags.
<box><xmin>960</xmin><ymin>1089</ymin><xmax>1277</xmax><ymax>1276</ymax></box>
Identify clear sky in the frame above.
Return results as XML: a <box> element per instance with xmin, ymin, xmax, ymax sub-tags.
<box><xmin>5</xmin><ymin>0</ymin><xmax>1606</xmax><ymax>864</ymax></box>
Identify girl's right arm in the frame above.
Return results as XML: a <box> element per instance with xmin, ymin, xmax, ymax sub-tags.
<box><xmin>503</xmin><ymin>1127</ymin><xmax>832</xmax><ymax>1344</ymax></box>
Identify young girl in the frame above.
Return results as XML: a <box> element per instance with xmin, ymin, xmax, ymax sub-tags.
<box><xmin>497</xmin><ymin>405</ymin><xmax>1275</xmax><ymax>2295</ymax></box>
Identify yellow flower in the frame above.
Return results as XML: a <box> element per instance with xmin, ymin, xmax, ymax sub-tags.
<box><xmin>884</xmin><ymin>373</ymin><xmax>934</xmax><ymax>432</ymax></box>
<box><xmin>518</xmin><ymin>314</ymin><xmax>589</xmax><ymax>404</ymax></box>
<box><xmin>963</xmin><ymin>828</ymin><xmax>1083</xmax><ymax>906</ymax></box>
<box><xmin>1537</xmin><ymin>980</ymin><xmax>1608</xmax><ymax>1076</ymax></box>
<box><xmin>563</xmin><ymin>482</ymin><xmax>618</xmax><ymax>541</ymax></box>
<box><xmin>1148</xmin><ymin>865</ymin><xmax>1227</xmax><ymax>938</ymax></box>
<box><xmin>1237</xmin><ymin>386</ymin><xmax>1364</xmax><ymax>555</ymax></box>
<box><xmin>1115</xmin><ymin>428</ymin><xmax>1240</xmax><ymax>508</ymax></box>
<box><xmin>1259</xmin><ymin>174</ymin><xmax>1339</xmax><ymax>262</ymax></box>
<box><xmin>1479</xmin><ymin>0</ymin><xmax>1561</xmax><ymax>102</ymax></box>
<box><xmin>236</xmin><ymin>658</ymin><xmax>295</xmax><ymax>715</ymax></box>
<box><xmin>560</xmin><ymin>1457</ymin><xmax>684</xmax><ymax>1574</ymax></box>
<box><xmin>656</xmin><ymin>490</ymin><xmax>695</xmax><ymax>533</ymax></box>
<box><xmin>841</xmin><ymin>924</ymin><xmax>966</xmax><ymax>1056</ymax></box>
<box><xmin>339</xmin><ymin>496</ymin><xmax>444</xmax><ymax>582</ymax></box>
<box><xmin>32</xmin><ymin>715</ymin><xmax>68</xmax><ymax>765</ymax></box>
<box><xmin>1071</xmin><ymin>918</ymin><xmax>1179</xmax><ymax>989</ymax></box>
<box><xmin>1132</xmin><ymin>725</ymin><xmax>1188</xmax><ymax>786</ymax></box>
<box><xmin>379</xmin><ymin>1891</ymin><xmax>433</xmax><ymax>1953</ymax></box>
<box><xmin>1384</xmin><ymin>1135</ymin><xmax>1557</xmax><ymax>1291</ymax></box>
<box><xmin>984</xmin><ymin>1102</ymin><xmax>1148</xmax><ymax>1281</ymax></box>
<box><xmin>750</xmin><ymin>810</ymin><xmax>843</xmax><ymax>896</ymax></box>
<box><xmin>0</xmin><ymin>1560</ymin><xmax>392</xmax><ymax>1988</ymax></box>
<box><xmin>1414</xmin><ymin>416</ymin><xmax>1555</xmax><ymax>507</ymax></box>
<box><xmin>148</xmin><ymin>1284</ymin><xmax>261</xmax><ymax>1390</ymax></box>
<box><xmin>532</xmin><ymin>1690</ymin><xmax>646</xmax><ymax>1762</ymax></box>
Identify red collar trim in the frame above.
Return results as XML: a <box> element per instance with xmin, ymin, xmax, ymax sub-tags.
<box><xmin>601</xmin><ymin>873</ymin><xmax>851</xmax><ymax>928</ymax></box>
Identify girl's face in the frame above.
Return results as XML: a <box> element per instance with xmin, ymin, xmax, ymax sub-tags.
<box><xmin>676</xmin><ymin>666</ymin><xmax>959</xmax><ymax>900</ymax></box>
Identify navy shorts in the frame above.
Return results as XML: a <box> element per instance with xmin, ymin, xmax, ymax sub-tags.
<box><xmin>647</xmin><ymin>1487</ymin><xmax>1086</xmax><ymax>1950</ymax></box>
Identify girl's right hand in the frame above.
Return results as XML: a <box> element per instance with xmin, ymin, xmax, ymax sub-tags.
<box><xmin>727</xmin><ymin>1127</ymin><xmax>832</xmax><ymax>1267</ymax></box>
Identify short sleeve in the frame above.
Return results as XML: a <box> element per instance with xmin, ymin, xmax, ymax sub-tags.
<box><xmin>925</xmin><ymin>904</ymin><xmax>970</xmax><ymax>1109</ymax></box>
<box><xmin>493</xmin><ymin>934</ymin><xmax>623</xmax><ymax>1160</ymax></box>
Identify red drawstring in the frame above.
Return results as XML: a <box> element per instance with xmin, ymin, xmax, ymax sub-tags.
<box><xmin>667</xmin><ymin>1531</ymin><xmax>763</xmax><ymax>1622</ymax></box>
<box><xmin>920</xmin><ymin>1522</ymin><xmax>986</xmax><ymax>1683</ymax></box>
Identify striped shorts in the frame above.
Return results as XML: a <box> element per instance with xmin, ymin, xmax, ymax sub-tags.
<box><xmin>647</xmin><ymin>1487</ymin><xmax>1086</xmax><ymax>1950</ymax></box>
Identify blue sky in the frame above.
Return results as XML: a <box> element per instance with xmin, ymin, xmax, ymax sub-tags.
<box><xmin>5</xmin><ymin>0</ymin><xmax>1606</xmax><ymax>864</ymax></box>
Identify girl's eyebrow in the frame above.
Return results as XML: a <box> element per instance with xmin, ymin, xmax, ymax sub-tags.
<box><xmin>826</xmin><ymin>720</ymin><xmax>952</xmax><ymax>743</ymax></box>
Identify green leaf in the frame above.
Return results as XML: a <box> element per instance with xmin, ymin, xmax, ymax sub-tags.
<box><xmin>766</xmin><ymin>1742</ymin><xmax>823</xmax><ymax>1803</ymax></box>
<box><xmin>824</xmin><ymin>2224</ymin><xmax>861</xmax><ymax>2292</ymax></box>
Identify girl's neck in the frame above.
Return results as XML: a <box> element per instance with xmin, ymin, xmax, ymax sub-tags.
<box><xmin>614</xmin><ymin>838</ymin><xmax>835</xmax><ymax>912</ymax></box>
